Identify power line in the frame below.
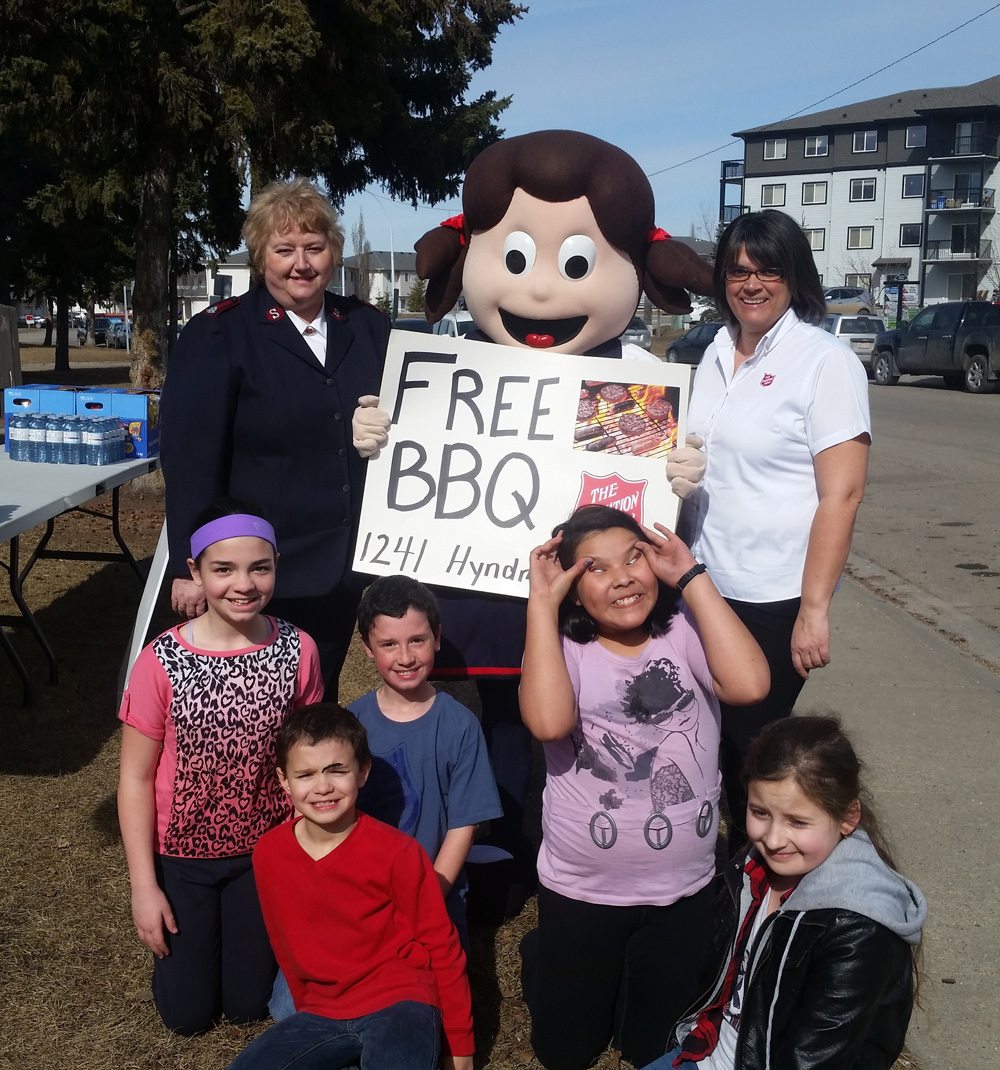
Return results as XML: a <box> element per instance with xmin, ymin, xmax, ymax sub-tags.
<box><xmin>645</xmin><ymin>2</ymin><xmax>1000</xmax><ymax>179</ymax></box>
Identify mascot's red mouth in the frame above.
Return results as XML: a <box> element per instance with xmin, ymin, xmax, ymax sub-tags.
<box><xmin>499</xmin><ymin>309</ymin><xmax>587</xmax><ymax>348</ymax></box>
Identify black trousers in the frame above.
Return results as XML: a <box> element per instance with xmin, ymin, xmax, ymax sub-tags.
<box><xmin>152</xmin><ymin>854</ymin><xmax>276</xmax><ymax>1036</ymax></box>
<box><xmin>268</xmin><ymin>577</ymin><xmax>366</xmax><ymax>702</ymax></box>
<box><xmin>720</xmin><ymin>597</ymin><xmax>807</xmax><ymax>854</ymax></box>
<box><xmin>520</xmin><ymin>883</ymin><xmax>715</xmax><ymax>1070</ymax></box>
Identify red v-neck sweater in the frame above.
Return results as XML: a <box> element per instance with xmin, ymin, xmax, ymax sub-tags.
<box><xmin>252</xmin><ymin>813</ymin><xmax>474</xmax><ymax>1056</ymax></box>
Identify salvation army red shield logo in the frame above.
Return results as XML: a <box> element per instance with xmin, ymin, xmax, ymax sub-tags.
<box><xmin>575</xmin><ymin>473</ymin><xmax>647</xmax><ymax>523</ymax></box>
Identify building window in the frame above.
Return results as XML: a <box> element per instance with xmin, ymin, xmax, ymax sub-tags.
<box><xmin>850</xmin><ymin>177</ymin><xmax>876</xmax><ymax>201</ymax></box>
<box><xmin>906</xmin><ymin>125</ymin><xmax>927</xmax><ymax>148</ymax></box>
<box><xmin>802</xmin><ymin>181</ymin><xmax>828</xmax><ymax>204</ymax></box>
<box><xmin>853</xmin><ymin>130</ymin><xmax>877</xmax><ymax>153</ymax></box>
<box><xmin>902</xmin><ymin>174</ymin><xmax>924</xmax><ymax>198</ymax></box>
<box><xmin>804</xmin><ymin>135</ymin><xmax>829</xmax><ymax>157</ymax></box>
<box><xmin>763</xmin><ymin>138</ymin><xmax>787</xmax><ymax>160</ymax></box>
<box><xmin>804</xmin><ymin>228</ymin><xmax>825</xmax><ymax>251</ymax></box>
<box><xmin>761</xmin><ymin>184</ymin><xmax>786</xmax><ymax>207</ymax></box>
<box><xmin>846</xmin><ymin>273</ymin><xmax>872</xmax><ymax>288</ymax></box>
<box><xmin>847</xmin><ymin>227</ymin><xmax>874</xmax><ymax>249</ymax></box>
<box><xmin>900</xmin><ymin>223</ymin><xmax>922</xmax><ymax>246</ymax></box>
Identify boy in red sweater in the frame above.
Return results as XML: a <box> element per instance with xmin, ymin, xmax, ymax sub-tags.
<box><xmin>226</xmin><ymin>703</ymin><xmax>474</xmax><ymax>1070</ymax></box>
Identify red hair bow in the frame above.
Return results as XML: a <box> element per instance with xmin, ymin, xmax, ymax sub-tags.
<box><xmin>441</xmin><ymin>214</ymin><xmax>467</xmax><ymax>246</ymax></box>
<box><xmin>647</xmin><ymin>227</ymin><xmax>672</xmax><ymax>243</ymax></box>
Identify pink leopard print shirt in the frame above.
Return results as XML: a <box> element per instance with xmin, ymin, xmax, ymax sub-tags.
<box><xmin>119</xmin><ymin>617</ymin><xmax>323</xmax><ymax>858</ymax></box>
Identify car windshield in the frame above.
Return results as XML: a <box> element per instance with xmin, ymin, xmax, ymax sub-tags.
<box><xmin>842</xmin><ymin>317</ymin><xmax>883</xmax><ymax>332</ymax></box>
<box><xmin>628</xmin><ymin>316</ymin><xmax>645</xmax><ymax>331</ymax></box>
<box><xmin>456</xmin><ymin>320</ymin><xmax>476</xmax><ymax>336</ymax></box>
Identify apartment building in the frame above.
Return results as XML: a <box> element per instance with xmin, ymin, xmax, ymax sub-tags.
<box><xmin>720</xmin><ymin>75</ymin><xmax>1000</xmax><ymax>307</ymax></box>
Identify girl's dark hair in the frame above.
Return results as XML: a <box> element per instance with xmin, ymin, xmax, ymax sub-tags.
<box><xmin>357</xmin><ymin>575</ymin><xmax>441</xmax><ymax>643</ymax></box>
<box><xmin>713</xmin><ymin>210</ymin><xmax>827</xmax><ymax>327</ymax></box>
<box><xmin>415</xmin><ymin>130</ymin><xmax>714</xmax><ymax>321</ymax></box>
<box><xmin>553</xmin><ymin>505</ymin><xmax>680</xmax><ymax>643</ymax></box>
<box><xmin>742</xmin><ymin>715</ymin><xmax>897</xmax><ymax>870</ymax></box>
<box><xmin>275</xmin><ymin>703</ymin><xmax>372</xmax><ymax>772</ymax></box>
<box><xmin>189</xmin><ymin>497</ymin><xmax>274</xmax><ymax>564</ymax></box>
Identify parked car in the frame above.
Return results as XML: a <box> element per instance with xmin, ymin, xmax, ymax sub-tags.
<box><xmin>432</xmin><ymin>311</ymin><xmax>476</xmax><ymax>338</ymax></box>
<box><xmin>619</xmin><ymin>315</ymin><xmax>652</xmax><ymax>351</ymax></box>
<box><xmin>871</xmin><ymin>300</ymin><xmax>1000</xmax><ymax>393</ymax></box>
<box><xmin>824</xmin><ymin>286</ymin><xmax>875</xmax><ymax>314</ymax></box>
<box><xmin>822</xmin><ymin>314</ymin><xmax>886</xmax><ymax>375</ymax></box>
<box><xmin>77</xmin><ymin>316</ymin><xmax>113</xmax><ymax>346</ymax></box>
<box><xmin>391</xmin><ymin>317</ymin><xmax>433</xmax><ymax>333</ymax></box>
<box><xmin>665</xmin><ymin>321</ymin><xmax>723</xmax><ymax>364</ymax></box>
<box><xmin>17</xmin><ymin>314</ymin><xmax>28</xmax><ymax>328</ymax></box>
<box><xmin>111</xmin><ymin>321</ymin><xmax>132</xmax><ymax>349</ymax></box>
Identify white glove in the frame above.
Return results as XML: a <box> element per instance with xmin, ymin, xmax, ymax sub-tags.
<box><xmin>351</xmin><ymin>395</ymin><xmax>391</xmax><ymax>459</ymax></box>
<box><xmin>666</xmin><ymin>434</ymin><xmax>705</xmax><ymax>500</ymax></box>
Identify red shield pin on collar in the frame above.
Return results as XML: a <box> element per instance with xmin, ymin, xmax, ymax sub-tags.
<box><xmin>266</xmin><ymin>306</ymin><xmax>284</xmax><ymax>321</ymax></box>
<box><xmin>330</xmin><ymin>307</ymin><xmax>343</xmax><ymax>320</ymax></box>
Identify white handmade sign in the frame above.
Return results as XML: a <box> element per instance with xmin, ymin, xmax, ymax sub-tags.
<box><xmin>355</xmin><ymin>332</ymin><xmax>693</xmax><ymax>597</ymax></box>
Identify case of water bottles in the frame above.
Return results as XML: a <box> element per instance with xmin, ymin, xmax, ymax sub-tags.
<box><xmin>4</xmin><ymin>385</ymin><xmax>159</xmax><ymax>465</ymax></box>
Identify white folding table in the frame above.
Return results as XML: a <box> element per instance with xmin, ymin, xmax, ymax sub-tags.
<box><xmin>0</xmin><ymin>450</ymin><xmax>160</xmax><ymax>704</ymax></box>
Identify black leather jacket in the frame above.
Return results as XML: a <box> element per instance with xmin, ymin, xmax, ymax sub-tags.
<box><xmin>672</xmin><ymin>852</ymin><xmax>915</xmax><ymax>1070</ymax></box>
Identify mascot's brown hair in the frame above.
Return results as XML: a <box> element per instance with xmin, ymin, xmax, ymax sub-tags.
<box><xmin>415</xmin><ymin>129</ymin><xmax>713</xmax><ymax>354</ymax></box>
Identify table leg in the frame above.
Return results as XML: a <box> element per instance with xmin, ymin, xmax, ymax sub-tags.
<box><xmin>0</xmin><ymin>619</ymin><xmax>33</xmax><ymax>706</ymax></box>
<box><xmin>9</xmin><ymin>531</ymin><xmax>59</xmax><ymax>685</ymax></box>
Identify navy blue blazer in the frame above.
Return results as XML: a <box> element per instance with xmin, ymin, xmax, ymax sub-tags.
<box><xmin>160</xmin><ymin>284</ymin><xmax>390</xmax><ymax>598</ymax></box>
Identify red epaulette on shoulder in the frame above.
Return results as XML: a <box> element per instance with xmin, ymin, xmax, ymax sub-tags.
<box><xmin>205</xmin><ymin>296</ymin><xmax>241</xmax><ymax>316</ymax></box>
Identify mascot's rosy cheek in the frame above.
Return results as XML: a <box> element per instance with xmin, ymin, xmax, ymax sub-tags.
<box><xmin>463</xmin><ymin>188</ymin><xmax>640</xmax><ymax>354</ymax></box>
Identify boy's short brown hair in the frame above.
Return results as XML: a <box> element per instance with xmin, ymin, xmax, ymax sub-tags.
<box><xmin>275</xmin><ymin>703</ymin><xmax>371</xmax><ymax>771</ymax></box>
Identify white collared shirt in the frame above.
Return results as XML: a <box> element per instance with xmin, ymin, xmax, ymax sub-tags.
<box><xmin>287</xmin><ymin>309</ymin><xmax>328</xmax><ymax>366</ymax></box>
<box><xmin>683</xmin><ymin>308</ymin><xmax>871</xmax><ymax>602</ymax></box>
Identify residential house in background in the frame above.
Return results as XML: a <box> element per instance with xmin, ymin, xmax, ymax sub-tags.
<box><xmin>176</xmin><ymin>251</ymin><xmax>254</xmax><ymax>321</ymax></box>
<box><xmin>720</xmin><ymin>74</ymin><xmax>1000</xmax><ymax>309</ymax></box>
<box><xmin>342</xmin><ymin>251</ymin><xmax>418</xmax><ymax>306</ymax></box>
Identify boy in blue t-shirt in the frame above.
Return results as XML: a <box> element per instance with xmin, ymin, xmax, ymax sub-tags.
<box><xmin>352</xmin><ymin>575</ymin><xmax>503</xmax><ymax>947</ymax></box>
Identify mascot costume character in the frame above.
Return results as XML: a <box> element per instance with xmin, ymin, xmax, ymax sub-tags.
<box><xmin>351</xmin><ymin>129</ymin><xmax>712</xmax><ymax>921</ymax></box>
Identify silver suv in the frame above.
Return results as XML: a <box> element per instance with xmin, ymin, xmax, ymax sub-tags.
<box><xmin>824</xmin><ymin>314</ymin><xmax>885</xmax><ymax>374</ymax></box>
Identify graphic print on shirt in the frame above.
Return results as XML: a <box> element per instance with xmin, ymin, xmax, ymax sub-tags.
<box><xmin>572</xmin><ymin>656</ymin><xmax>713</xmax><ymax>850</ymax></box>
<box><xmin>363</xmin><ymin>743</ymin><xmax>421</xmax><ymax>835</ymax></box>
<box><xmin>156</xmin><ymin>620</ymin><xmax>301</xmax><ymax>858</ymax></box>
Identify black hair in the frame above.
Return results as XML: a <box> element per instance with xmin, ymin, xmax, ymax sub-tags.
<box><xmin>356</xmin><ymin>575</ymin><xmax>441</xmax><ymax>643</ymax></box>
<box><xmin>274</xmin><ymin>703</ymin><xmax>372</xmax><ymax>772</ymax></box>
<box><xmin>189</xmin><ymin>496</ymin><xmax>275</xmax><ymax>564</ymax></box>
<box><xmin>553</xmin><ymin>505</ymin><xmax>680</xmax><ymax>643</ymax></box>
<box><xmin>713</xmin><ymin>210</ymin><xmax>827</xmax><ymax>327</ymax></box>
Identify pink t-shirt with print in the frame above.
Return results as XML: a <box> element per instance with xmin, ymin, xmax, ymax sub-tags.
<box><xmin>119</xmin><ymin>616</ymin><xmax>323</xmax><ymax>858</ymax></box>
<box><xmin>537</xmin><ymin>606</ymin><xmax>721</xmax><ymax>907</ymax></box>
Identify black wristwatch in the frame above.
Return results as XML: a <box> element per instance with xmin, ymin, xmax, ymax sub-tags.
<box><xmin>676</xmin><ymin>562</ymin><xmax>707</xmax><ymax>592</ymax></box>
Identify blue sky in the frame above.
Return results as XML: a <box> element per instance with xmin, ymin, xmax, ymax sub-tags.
<box><xmin>338</xmin><ymin>0</ymin><xmax>1000</xmax><ymax>258</ymax></box>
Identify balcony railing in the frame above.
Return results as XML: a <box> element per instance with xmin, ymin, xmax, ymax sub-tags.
<box><xmin>927</xmin><ymin>188</ymin><xmax>995</xmax><ymax>210</ymax></box>
<box><xmin>722</xmin><ymin>204</ymin><xmax>747</xmax><ymax>223</ymax></box>
<box><xmin>929</xmin><ymin>135</ymin><xmax>998</xmax><ymax>158</ymax></box>
<box><xmin>923</xmin><ymin>239</ymin><xmax>992</xmax><ymax>261</ymax></box>
<box><xmin>721</xmin><ymin>160</ymin><xmax>745</xmax><ymax>180</ymax></box>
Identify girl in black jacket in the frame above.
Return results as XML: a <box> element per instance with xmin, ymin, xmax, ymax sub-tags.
<box><xmin>642</xmin><ymin>715</ymin><xmax>926</xmax><ymax>1070</ymax></box>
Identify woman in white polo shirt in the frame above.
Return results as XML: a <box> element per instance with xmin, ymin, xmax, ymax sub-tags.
<box><xmin>679</xmin><ymin>210</ymin><xmax>871</xmax><ymax>852</ymax></box>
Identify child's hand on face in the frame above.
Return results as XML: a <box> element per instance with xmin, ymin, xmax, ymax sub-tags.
<box><xmin>131</xmin><ymin>885</ymin><xmax>178</xmax><ymax>959</ymax></box>
<box><xmin>635</xmin><ymin>523</ymin><xmax>698</xmax><ymax>588</ymax></box>
<box><xmin>528</xmin><ymin>534</ymin><xmax>589</xmax><ymax>607</ymax></box>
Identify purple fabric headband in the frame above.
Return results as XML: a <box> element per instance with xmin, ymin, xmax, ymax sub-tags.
<box><xmin>190</xmin><ymin>514</ymin><xmax>277</xmax><ymax>560</ymax></box>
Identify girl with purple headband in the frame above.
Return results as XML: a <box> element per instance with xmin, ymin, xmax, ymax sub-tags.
<box><xmin>117</xmin><ymin>499</ymin><xmax>324</xmax><ymax>1036</ymax></box>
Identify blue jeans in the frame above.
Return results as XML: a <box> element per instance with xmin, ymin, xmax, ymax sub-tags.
<box><xmin>639</xmin><ymin>1046</ymin><xmax>697</xmax><ymax>1070</ymax></box>
<box><xmin>226</xmin><ymin>1002</ymin><xmax>441</xmax><ymax>1069</ymax></box>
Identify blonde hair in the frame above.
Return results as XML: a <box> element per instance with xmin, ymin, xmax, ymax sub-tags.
<box><xmin>242</xmin><ymin>178</ymin><xmax>344</xmax><ymax>280</ymax></box>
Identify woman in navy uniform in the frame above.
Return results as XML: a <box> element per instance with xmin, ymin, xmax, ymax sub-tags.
<box><xmin>160</xmin><ymin>178</ymin><xmax>390</xmax><ymax>698</ymax></box>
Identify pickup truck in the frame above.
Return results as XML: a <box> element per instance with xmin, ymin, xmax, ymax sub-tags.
<box><xmin>871</xmin><ymin>300</ymin><xmax>1000</xmax><ymax>393</ymax></box>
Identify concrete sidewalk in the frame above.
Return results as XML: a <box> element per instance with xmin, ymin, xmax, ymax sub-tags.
<box><xmin>802</xmin><ymin>578</ymin><xmax>999</xmax><ymax>1070</ymax></box>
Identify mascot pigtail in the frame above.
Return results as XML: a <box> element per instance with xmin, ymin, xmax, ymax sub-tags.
<box><xmin>644</xmin><ymin>227</ymin><xmax>715</xmax><ymax>314</ymax></box>
<box><xmin>415</xmin><ymin>215</ymin><xmax>468</xmax><ymax>322</ymax></box>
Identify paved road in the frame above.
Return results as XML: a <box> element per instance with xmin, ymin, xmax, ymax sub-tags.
<box><xmin>851</xmin><ymin>376</ymin><xmax>1000</xmax><ymax>671</ymax></box>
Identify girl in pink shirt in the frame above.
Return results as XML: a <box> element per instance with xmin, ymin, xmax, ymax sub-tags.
<box><xmin>519</xmin><ymin>504</ymin><xmax>769</xmax><ymax>1070</ymax></box>
<box><xmin>117</xmin><ymin>500</ymin><xmax>323</xmax><ymax>1035</ymax></box>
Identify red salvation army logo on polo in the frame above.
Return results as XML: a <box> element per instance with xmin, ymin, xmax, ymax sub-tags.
<box><xmin>576</xmin><ymin>473</ymin><xmax>647</xmax><ymax>522</ymax></box>
<box><xmin>761</xmin><ymin>373</ymin><xmax>775</xmax><ymax>387</ymax></box>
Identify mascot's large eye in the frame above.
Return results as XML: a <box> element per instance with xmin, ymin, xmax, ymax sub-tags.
<box><xmin>558</xmin><ymin>235</ymin><xmax>597</xmax><ymax>281</ymax></box>
<box><xmin>503</xmin><ymin>231</ymin><xmax>536</xmax><ymax>275</ymax></box>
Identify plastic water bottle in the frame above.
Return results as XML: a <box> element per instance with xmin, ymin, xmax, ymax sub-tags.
<box><xmin>114</xmin><ymin>419</ymin><xmax>127</xmax><ymax>462</ymax></box>
<box><xmin>26</xmin><ymin>413</ymin><xmax>42</xmax><ymax>462</ymax></box>
<box><xmin>47</xmin><ymin>414</ymin><xmax>66</xmax><ymax>464</ymax></box>
<box><xmin>8</xmin><ymin>414</ymin><xmax>27</xmax><ymax>461</ymax></box>
<box><xmin>63</xmin><ymin>416</ymin><xmax>82</xmax><ymax>464</ymax></box>
<box><xmin>82</xmin><ymin>417</ymin><xmax>102</xmax><ymax>465</ymax></box>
